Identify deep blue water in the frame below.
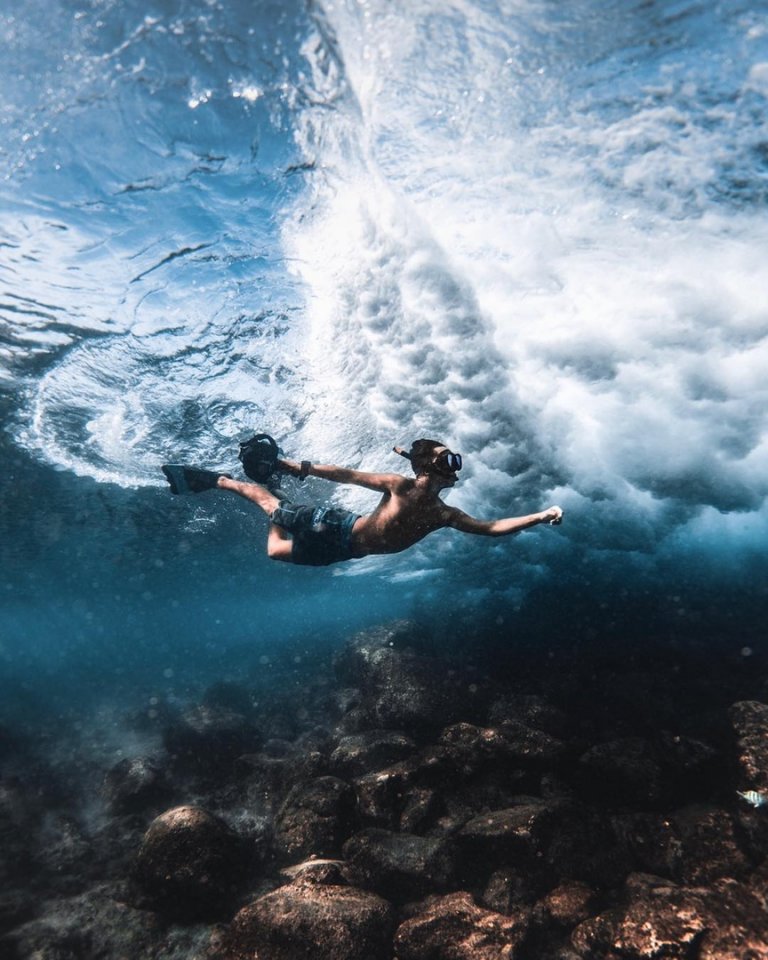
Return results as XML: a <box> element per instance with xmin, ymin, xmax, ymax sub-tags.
<box><xmin>2</xmin><ymin>0</ymin><xmax>768</xmax><ymax>723</ymax></box>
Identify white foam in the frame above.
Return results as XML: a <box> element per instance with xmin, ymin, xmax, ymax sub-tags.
<box><xmin>283</xmin><ymin>0</ymin><xmax>768</xmax><ymax>569</ymax></box>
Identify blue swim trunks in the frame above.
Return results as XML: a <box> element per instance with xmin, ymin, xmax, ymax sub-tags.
<box><xmin>270</xmin><ymin>501</ymin><xmax>361</xmax><ymax>566</ymax></box>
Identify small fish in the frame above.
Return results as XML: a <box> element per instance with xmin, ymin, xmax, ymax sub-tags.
<box><xmin>737</xmin><ymin>790</ymin><xmax>768</xmax><ymax>808</ymax></box>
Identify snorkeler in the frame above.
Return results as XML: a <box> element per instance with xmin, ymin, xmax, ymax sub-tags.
<box><xmin>162</xmin><ymin>436</ymin><xmax>563</xmax><ymax>567</ymax></box>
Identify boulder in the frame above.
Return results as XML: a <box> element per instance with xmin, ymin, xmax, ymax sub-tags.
<box><xmin>728</xmin><ymin>700</ymin><xmax>768</xmax><ymax>793</ymax></box>
<box><xmin>481</xmin><ymin>867</ymin><xmax>542</xmax><ymax>913</ymax></box>
<box><xmin>399</xmin><ymin>787</ymin><xmax>444</xmax><ymax>834</ymax></box>
<box><xmin>343</xmin><ymin>828</ymin><xmax>456</xmax><ymax>901</ymax></box>
<box><xmin>334</xmin><ymin>624</ymin><xmax>475</xmax><ymax>734</ymax></box>
<box><xmin>0</xmin><ymin>777</ymin><xmax>40</xmax><ymax>890</ymax></box>
<box><xmin>133</xmin><ymin>805</ymin><xmax>249</xmax><ymax>920</ymax></box>
<box><xmin>354</xmin><ymin>747</ymin><xmax>456</xmax><ymax>827</ymax></box>
<box><xmin>577</xmin><ymin>738</ymin><xmax>663</xmax><ymax>806</ymax></box>
<box><xmin>102</xmin><ymin>756</ymin><xmax>171</xmax><ymax>815</ymax></box>
<box><xmin>236</xmin><ymin>748</ymin><xmax>329</xmax><ymax>812</ymax></box>
<box><xmin>4</xmin><ymin>883</ymin><xmax>160</xmax><ymax>959</ymax></box>
<box><xmin>214</xmin><ymin>882</ymin><xmax>395</xmax><ymax>960</ymax></box>
<box><xmin>394</xmin><ymin>891</ymin><xmax>531</xmax><ymax>960</ymax></box>
<box><xmin>439</xmin><ymin>721</ymin><xmax>565</xmax><ymax>768</ymax></box>
<box><xmin>488</xmin><ymin>694</ymin><xmax>571</xmax><ymax>738</ymax></box>
<box><xmin>535</xmin><ymin>881</ymin><xmax>596</xmax><ymax>930</ymax></box>
<box><xmin>570</xmin><ymin>878</ymin><xmax>768</xmax><ymax>959</ymax></box>
<box><xmin>273</xmin><ymin>776</ymin><xmax>356</xmax><ymax>861</ymax></box>
<box><xmin>622</xmin><ymin>805</ymin><xmax>750</xmax><ymax>884</ymax></box>
<box><xmin>163</xmin><ymin>704</ymin><xmax>262</xmax><ymax>777</ymax></box>
<box><xmin>456</xmin><ymin>801</ymin><xmax>559</xmax><ymax>872</ymax></box>
<box><xmin>655</xmin><ymin>731</ymin><xmax>722</xmax><ymax>804</ymax></box>
<box><xmin>330</xmin><ymin>731</ymin><xmax>417</xmax><ymax>778</ymax></box>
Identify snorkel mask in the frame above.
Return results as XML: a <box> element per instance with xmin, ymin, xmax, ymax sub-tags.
<box><xmin>432</xmin><ymin>449</ymin><xmax>462</xmax><ymax>475</ymax></box>
<box><xmin>393</xmin><ymin>442</ymin><xmax>463</xmax><ymax>477</ymax></box>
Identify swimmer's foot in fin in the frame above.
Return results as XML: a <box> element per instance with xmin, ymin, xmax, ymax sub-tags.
<box><xmin>161</xmin><ymin>465</ymin><xmax>231</xmax><ymax>495</ymax></box>
<box><xmin>238</xmin><ymin>433</ymin><xmax>280</xmax><ymax>483</ymax></box>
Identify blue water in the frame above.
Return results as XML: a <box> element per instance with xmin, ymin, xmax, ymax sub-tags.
<box><xmin>2</xmin><ymin>0</ymin><xmax>768</xmax><ymax>720</ymax></box>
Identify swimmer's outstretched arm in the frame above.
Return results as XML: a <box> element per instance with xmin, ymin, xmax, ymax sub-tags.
<box><xmin>277</xmin><ymin>457</ymin><xmax>404</xmax><ymax>493</ymax></box>
<box><xmin>446</xmin><ymin>505</ymin><xmax>563</xmax><ymax>536</ymax></box>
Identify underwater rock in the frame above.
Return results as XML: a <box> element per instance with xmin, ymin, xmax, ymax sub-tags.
<box><xmin>654</xmin><ymin>731</ymin><xmax>722</xmax><ymax>803</ymax></box>
<box><xmin>236</xmin><ymin>747</ymin><xmax>330</xmax><ymax>814</ymax></box>
<box><xmin>534</xmin><ymin>881</ymin><xmax>597</xmax><ymax>929</ymax></box>
<box><xmin>273</xmin><ymin>776</ymin><xmax>356</xmax><ymax>861</ymax></box>
<box><xmin>570</xmin><ymin>877</ymin><xmax>768</xmax><ymax>959</ymax></box>
<box><xmin>393</xmin><ymin>891</ymin><xmax>531</xmax><ymax>960</ymax></box>
<box><xmin>728</xmin><ymin>700</ymin><xmax>768</xmax><ymax>793</ymax></box>
<box><xmin>454</xmin><ymin>799</ymin><xmax>626</xmax><ymax>892</ymax></box>
<box><xmin>456</xmin><ymin>800</ymin><xmax>559</xmax><ymax>872</ymax></box>
<box><xmin>488</xmin><ymin>694</ymin><xmax>571</xmax><ymax>738</ymax></box>
<box><xmin>36</xmin><ymin>814</ymin><xmax>101</xmax><ymax>894</ymax></box>
<box><xmin>354</xmin><ymin>747</ymin><xmax>456</xmax><ymax>827</ymax></box>
<box><xmin>623</xmin><ymin>805</ymin><xmax>750</xmax><ymax>885</ymax></box>
<box><xmin>480</xmin><ymin>867</ymin><xmax>543</xmax><ymax>913</ymax></box>
<box><xmin>577</xmin><ymin>737</ymin><xmax>663</xmax><ymax>806</ymax></box>
<box><xmin>5</xmin><ymin>882</ymin><xmax>163</xmax><ymax>959</ymax></box>
<box><xmin>102</xmin><ymin>755</ymin><xmax>171</xmax><ymax>815</ymax></box>
<box><xmin>330</xmin><ymin>730</ymin><xmax>417</xmax><ymax>778</ymax></box>
<box><xmin>343</xmin><ymin>828</ymin><xmax>456</xmax><ymax>901</ymax></box>
<box><xmin>333</xmin><ymin>623</ymin><xmax>474</xmax><ymax>734</ymax></box>
<box><xmin>542</xmin><ymin>803</ymin><xmax>631</xmax><ymax>888</ymax></box>
<box><xmin>133</xmin><ymin>805</ymin><xmax>249</xmax><ymax>920</ymax></box>
<box><xmin>213</xmin><ymin>881</ymin><xmax>395</xmax><ymax>960</ymax></box>
<box><xmin>0</xmin><ymin>777</ymin><xmax>41</xmax><ymax>892</ymax></box>
<box><xmin>439</xmin><ymin>720</ymin><xmax>565</xmax><ymax>769</ymax></box>
<box><xmin>399</xmin><ymin>786</ymin><xmax>444</xmax><ymax>834</ymax></box>
<box><xmin>163</xmin><ymin>704</ymin><xmax>263</xmax><ymax>778</ymax></box>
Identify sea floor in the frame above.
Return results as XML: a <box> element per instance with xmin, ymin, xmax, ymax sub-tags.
<box><xmin>2</xmin><ymin>619</ymin><xmax>768</xmax><ymax>959</ymax></box>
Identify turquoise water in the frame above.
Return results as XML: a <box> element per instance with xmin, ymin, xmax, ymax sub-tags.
<box><xmin>2</xmin><ymin>0</ymin><xmax>768</xmax><ymax>720</ymax></box>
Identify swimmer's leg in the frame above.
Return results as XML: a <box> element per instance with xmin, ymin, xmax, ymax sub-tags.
<box><xmin>267</xmin><ymin>523</ymin><xmax>294</xmax><ymax>563</ymax></box>
<box><xmin>218</xmin><ymin>477</ymin><xmax>295</xmax><ymax>563</ymax></box>
<box><xmin>217</xmin><ymin>476</ymin><xmax>281</xmax><ymax>514</ymax></box>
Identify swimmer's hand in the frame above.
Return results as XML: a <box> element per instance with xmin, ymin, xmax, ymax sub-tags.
<box><xmin>545</xmin><ymin>506</ymin><xmax>563</xmax><ymax>526</ymax></box>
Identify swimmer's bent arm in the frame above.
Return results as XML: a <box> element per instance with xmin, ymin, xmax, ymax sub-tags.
<box><xmin>277</xmin><ymin>457</ymin><xmax>403</xmax><ymax>492</ymax></box>
<box><xmin>447</xmin><ymin>505</ymin><xmax>563</xmax><ymax>537</ymax></box>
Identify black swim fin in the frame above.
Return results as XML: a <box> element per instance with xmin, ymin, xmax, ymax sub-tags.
<box><xmin>238</xmin><ymin>433</ymin><xmax>280</xmax><ymax>482</ymax></box>
<box><xmin>161</xmin><ymin>464</ymin><xmax>230</xmax><ymax>495</ymax></box>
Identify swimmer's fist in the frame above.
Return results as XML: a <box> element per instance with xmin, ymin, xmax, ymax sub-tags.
<box><xmin>544</xmin><ymin>505</ymin><xmax>563</xmax><ymax>526</ymax></box>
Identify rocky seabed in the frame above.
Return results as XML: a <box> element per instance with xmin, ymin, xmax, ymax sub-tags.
<box><xmin>3</xmin><ymin>621</ymin><xmax>768</xmax><ymax>959</ymax></box>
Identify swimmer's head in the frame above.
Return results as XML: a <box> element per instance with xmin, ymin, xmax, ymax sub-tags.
<box><xmin>394</xmin><ymin>439</ymin><xmax>463</xmax><ymax>479</ymax></box>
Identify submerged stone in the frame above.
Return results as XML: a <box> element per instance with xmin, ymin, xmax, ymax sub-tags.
<box><xmin>330</xmin><ymin>730</ymin><xmax>417</xmax><ymax>778</ymax></box>
<box><xmin>102</xmin><ymin>755</ymin><xmax>171</xmax><ymax>815</ymax></box>
<box><xmin>133</xmin><ymin>805</ymin><xmax>249</xmax><ymax>920</ymax></box>
<box><xmin>163</xmin><ymin>704</ymin><xmax>263</xmax><ymax>777</ymax></box>
<box><xmin>273</xmin><ymin>775</ymin><xmax>356</xmax><ymax>861</ymax></box>
<box><xmin>214</xmin><ymin>882</ymin><xmax>395</xmax><ymax>960</ymax></box>
<box><xmin>394</xmin><ymin>891</ymin><xmax>531</xmax><ymax>960</ymax></box>
<box><xmin>334</xmin><ymin>623</ymin><xmax>476</xmax><ymax>734</ymax></box>
<box><xmin>343</xmin><ymin>827</ymin><xmax>457</xmax><ymax>901</ymax></box>
<box><xmin>577</xmin><ymin>737</ymin><xmax>663</xmax><ymax>806</ymax></box>
<box><xmin>570</xmin><ymin>878</ymin><xmax>768</xmax><ymax>959</ymax></box>
<box><xmin>729</xmin><ymin>700</ymin><xmax>768</xmax><ymax>793</ymax></box>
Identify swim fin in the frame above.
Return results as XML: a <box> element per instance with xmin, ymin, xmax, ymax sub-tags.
<box><xmin>238</xmin><ymin>433</ymin><xmax>280</xmax><ymax>483</ymax></box>
<box><xmin>161</xmin><ymin>464</ymin><xmax>230</xmax><ymax>495</ymax></box>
